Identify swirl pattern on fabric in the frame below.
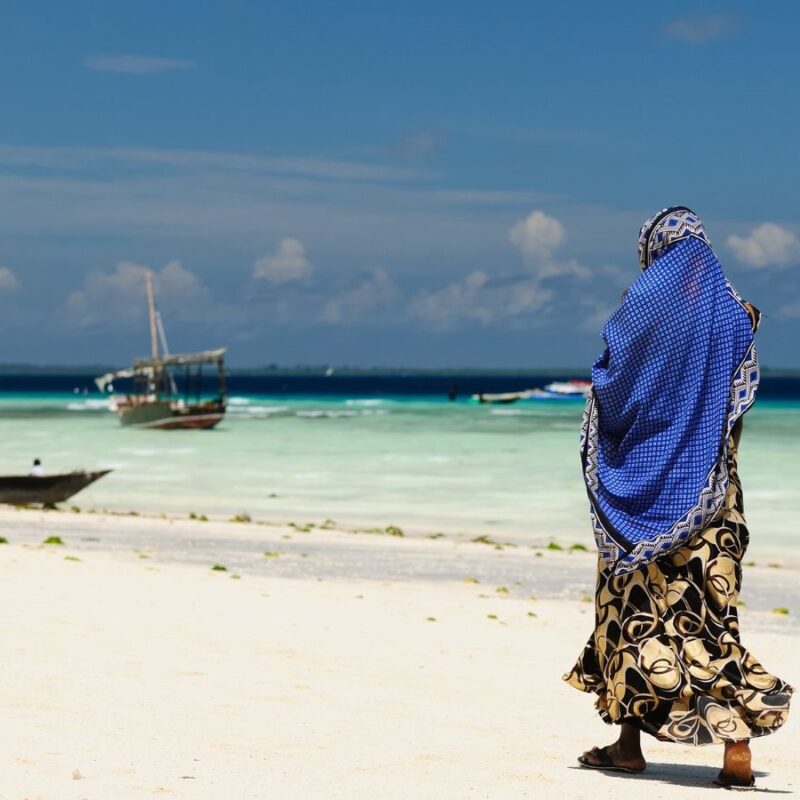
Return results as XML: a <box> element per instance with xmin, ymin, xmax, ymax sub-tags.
<box><xmin>565</xmin><ymin>425</ymin><xmax>793</xmax><ymax>744</ymax></box>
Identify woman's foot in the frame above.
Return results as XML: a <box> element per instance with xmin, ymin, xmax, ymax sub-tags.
<box><xmin>578</xmin><ymin>740</ymin><xmax>647</xmax><ymax>774</ymax></box>
<box><xmin>714</xmin><ymin>741</ymin><xmax>755</xmax><ymax>790</ymax></box>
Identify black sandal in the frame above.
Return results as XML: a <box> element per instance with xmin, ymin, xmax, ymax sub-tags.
<box><xmin>577</xmin><ymin>745</ymin><xmax>646</xmax><ymax>774</ymax></box>
<box><xmin>713</xmin><ymin>770</ymin><xmax>756</xmax><ymax>791</ymax></box>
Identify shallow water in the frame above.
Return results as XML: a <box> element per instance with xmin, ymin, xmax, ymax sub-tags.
<box><xmin>0</xmin><ymin>389</ymin><xmax>797</xmax><ymax>561</ymax></box>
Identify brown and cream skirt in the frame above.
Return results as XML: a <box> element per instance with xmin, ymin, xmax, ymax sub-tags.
<box><xmin>564</xmin><ymin>433</ymin><xmax>792</xmax><ymax>744</ymax></box>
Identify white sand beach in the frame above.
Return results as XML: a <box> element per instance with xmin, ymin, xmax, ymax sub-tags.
<box><xmin>0</xmin><ymin>510</ymin><xmax>797</xmax><ymax>799</ymax></box>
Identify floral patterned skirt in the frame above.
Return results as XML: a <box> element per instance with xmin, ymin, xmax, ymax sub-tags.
<box><xmin>564</xmin><ymin>446</ymin><xmax>792</xmax><ymax>745</ymax></box>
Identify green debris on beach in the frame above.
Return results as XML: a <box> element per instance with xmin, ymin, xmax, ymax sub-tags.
<box><xmin>569</xmin><ymin>543</ymin><xmax>588</xmax><ymax>552</ymax></box>
<box><xmin>231</xmin><ymin>513</ymin><xmax>251</xmax><ymax>523</ymax></box>
<box><xmin>546</xmin><ymin>541</ymin><xmax>563</xmax><ymax>551</ymax></box>
<box><xmin>289</xmin><ymin>522</ymin><xmax>313</xmax><ymax>532</ymax></box>
<box><xmin>189</xmin><ymin>512</ymin><xmax>208</xmax><ymax>522</ymax></box>
<box><xmin>772</xmin><ymin>607</ymin><xmax>790</xmax><ymax>615</ymax></box>
<box><xmin>463</xmin><ymin>576</ymin><xmax>480</xmax><ymax>584</ymax></box>
<box><xmin>495</xmin><ymin>586</ymin><xmax>509</xmax><ymax>594</ymax></box>
<box><xmin>471</xmin><ymin>534</ymin><xmax>495</xmax><ymax>545</ymax></box>
<box><xmin>211</xmin><ymin>564</ymin><xmax>228</xmax><ymax>572</ymax></box>
<box><xmin>64</xmin><ymin>556</ymin><xmax>81</xmax><ymax>562</ymax></box>
<box><xmin>319</xmin><ymin>519</ymin><xmax>337</xmax><ymax>529</ymax></box>
<box><xmin>70</xmin><ymin>506</ymin><xmax>81</xmax><ymax>514</ymax></box>
<box><xmin>0</xmin><ymin>536</ymin><xmax>8</xmax><ymax>544</ymax></box>
<box><xmin>352</xmin><ymin>525</ymin><xmax>404</xmax><ymax>537</ymax></box>
<box><xmin>43</xmin><ymin>536</ymin><xmax>64</xmax><ymax>545</ymax></box>
<box><xmin>263</xmin><ymin>551</ymin><xmax>281</xmax><ymax>558</ymax></box>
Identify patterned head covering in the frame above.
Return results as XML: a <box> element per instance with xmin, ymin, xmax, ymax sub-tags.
<box><xmin>638</xmin><ymin>206</ymin><xmax>710</xmax><ymax>270</ymax></box>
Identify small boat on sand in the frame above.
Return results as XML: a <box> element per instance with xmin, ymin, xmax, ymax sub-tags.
<box><xmin>0</xmin><ymin>470</ymin><xmax>112</xmax><ymax>505</ymax></box>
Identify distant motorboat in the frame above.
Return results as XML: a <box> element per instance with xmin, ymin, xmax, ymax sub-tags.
<box><xmin>472</xmin><ymin>379</ymin><xmax>591</xmax><ymax>405</ymax></box>
<box><xmin>0</xmin><ymin>470</ymin><xmax>112</xmax><ymax>505</ymax></box>
<box><xmin>539</xmin><ymin>380</ymin><xmax>592</xmax><ymax>398</ymax></box>
<box><xmin>473</xmin><ymin>390</ymin><xmax>536</xmax><ymax>404</ymax></box>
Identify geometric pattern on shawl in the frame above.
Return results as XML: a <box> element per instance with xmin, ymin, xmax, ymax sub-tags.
<box><xmin>580</xmin><ymin>236</ymin><xmax>758</xmax><ymax>575</ymax></box>
<box><xmin>638</xmin><ymin>206</ymin><xmax>710</xmax><ymax>270</ymax></box>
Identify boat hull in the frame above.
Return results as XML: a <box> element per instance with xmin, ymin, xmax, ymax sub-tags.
<box><xmin>0</xmin><ymin>470</ymin><xmax>112</xmax><ymax>505</ymax></box>
<box><xmin>139</xmin><ymin>412</ymin><xmax>225</xmax><ymax>430</ymax></box>
<box><xmin>116</xmin><ymin>400</ymin><xmax>226</xmax><ymax>429</ymax></box>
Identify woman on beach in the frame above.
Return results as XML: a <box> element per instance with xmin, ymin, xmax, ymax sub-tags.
<box><xmin>564</xmin><ymin>207</ymin><xmax>792</xmax><ymax>790</ymax></box>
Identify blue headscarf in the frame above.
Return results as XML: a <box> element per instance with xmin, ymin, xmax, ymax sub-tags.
<box><xmin>582</xmin><ymin>207</ymin><xmax>759</xmax><ymax>575</ymax></box>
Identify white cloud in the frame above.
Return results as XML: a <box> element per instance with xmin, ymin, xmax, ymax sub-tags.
<box><xmin>509</xmin><ymin>210</ymin><xmax>565</xmax><ymax>261</ymax></box>
<box><xmin>253</xmin><ymin>238</ymin><xmax>313</xmax><ymax>284</ymax></box>
<box><xmin>65</xmin><ymin>260</ymin><xmax>211</xmax><ymax>329</ymax></box>
<box><xmin>664</xmin><ymin>14</ymin><xmax>735</xmax><ymax>44</ymax></box>
<box><xmin>726</xmin><ymin>223</ymin><xmax>800</xmax><ymax>269</ymax></box>
<box><xmin>508</xmin><ymin>210</ymin><xmax>589</xmax><ymax>280</ymax></box>
<box><xmin>84</xmin><ymin>55</ymin><xmax>196</xmax><ymax>75</ymax></box>
<box><xmin>408</xmin><ymin>210</ymin><xmax>589</xmax><ymax>331</ymax></box>
<box><xmin>0</xmin><ymin>143</ymin><xmax>429</xmax><ymax>183</ymax></box>
<box><xmin>0</xmin><ymin>266</ymin><xmax>20</xmax><ymax>290</ymax></box>
<box><xmin>410</xmin><ymin>271</ymin><xmax>552</xmax><ymax>329</ymax></box>
<box><xmin>321</xmin><ymin>267</ymin><xmax>398</xmax><ymax>324</ymax></box>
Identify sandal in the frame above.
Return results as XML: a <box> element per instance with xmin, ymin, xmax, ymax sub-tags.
<box><xmin>713</xmin><ymin>770</ymin><xmax>756</xmax><ymax>791</ymax></box>
<box><xmin>577</xmin><ymin>745</ymin><xmax>646</xmax><ymax>774</ymax></box>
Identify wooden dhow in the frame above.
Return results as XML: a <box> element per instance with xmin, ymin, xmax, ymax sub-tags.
<box><xmin>95</xmin><ymin>273</ymin><xmax>227</xmax><ymax>430</ymax></box>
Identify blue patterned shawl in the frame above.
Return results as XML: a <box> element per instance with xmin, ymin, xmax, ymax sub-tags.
<box><xmin>582</xmin><ymin>228</ymin><xmax>759</xmax><ymax>575</ymax></box>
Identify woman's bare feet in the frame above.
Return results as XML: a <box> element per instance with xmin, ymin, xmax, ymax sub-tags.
<box><xmin>714</xmin><ymin>740</ymin><xmax>755</xmax><ymax>789</ymax></box>
<box><xmin>578</xmin><ymin>722</ymin><xmax>646</xmax><ymax>773</ymax></box>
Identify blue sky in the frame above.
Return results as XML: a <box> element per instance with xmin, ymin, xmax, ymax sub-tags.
<box><xmin>1</xmin><ymin>1</ymin><xmax>799</xmax><ymax>368</ymax></box>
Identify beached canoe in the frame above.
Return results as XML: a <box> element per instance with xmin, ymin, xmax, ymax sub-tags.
<box><xmin>0</xmin><ymin>470</ymin><xmax>112</xmax><ymax>505</ymax></box>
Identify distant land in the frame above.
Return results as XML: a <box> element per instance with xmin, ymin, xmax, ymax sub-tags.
<box><xmin>0</xmin><ymin>363</ymin><xmax>590</xmax><ymax>377</ymax></box>
<box><xmin>0</xmin><ymin>363</ymin><xmax>799</xmax><ymax>377</ymax></box>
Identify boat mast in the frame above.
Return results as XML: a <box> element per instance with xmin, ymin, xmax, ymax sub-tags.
<box><xmin>145</xmin><ymin>272</ymin><xmax>159</xmax><ymax>360</ymax></box>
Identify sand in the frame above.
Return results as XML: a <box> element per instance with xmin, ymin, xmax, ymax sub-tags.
<box><xmin>0</xmin><ymin>516</ymin><xmax>797</xmax><ymax>799</ymax></box>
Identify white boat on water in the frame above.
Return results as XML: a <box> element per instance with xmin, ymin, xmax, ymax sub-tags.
<box><xmin>472</xmin><ymin>379</ymin><xmax>591</xmax><ymax>404</ymax></box>
<box><xmin>473</xmin><ymin>389</ymin><xmax>537</xmax><ymax>404</ymax></box>
<box><xmin>540</xmin><ymin>380</ymin><xmax>591</xmax><ymax>398</ymax></box>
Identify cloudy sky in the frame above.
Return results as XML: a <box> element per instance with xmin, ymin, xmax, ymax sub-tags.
<box><xmin>1</xmin><ymin>1</ymin><xmax>800</xmax><ymax>368</ymax></box>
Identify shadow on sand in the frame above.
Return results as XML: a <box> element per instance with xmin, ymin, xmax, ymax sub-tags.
<box><xmin>569</xmin><ymin>763</ymin><xmax>789</xmax><ymax>794</ymax></box>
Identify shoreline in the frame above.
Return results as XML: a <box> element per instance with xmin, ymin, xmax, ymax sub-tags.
<box><xmin>1</xmin><ymin>505</ymin><xmax>799</xmax><ymax>619</ymax></box>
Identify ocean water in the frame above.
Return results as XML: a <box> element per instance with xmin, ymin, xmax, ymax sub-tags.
<box><xmin>0</xmin><ymin>374</ymin><xmax>797</xmax><ymax>560</ymax></box>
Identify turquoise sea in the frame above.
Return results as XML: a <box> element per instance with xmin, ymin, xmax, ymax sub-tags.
<box><xmin>0</xmin><ymin>381</ymin><xmax>797</xmax><ymax>561</ymax></box>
